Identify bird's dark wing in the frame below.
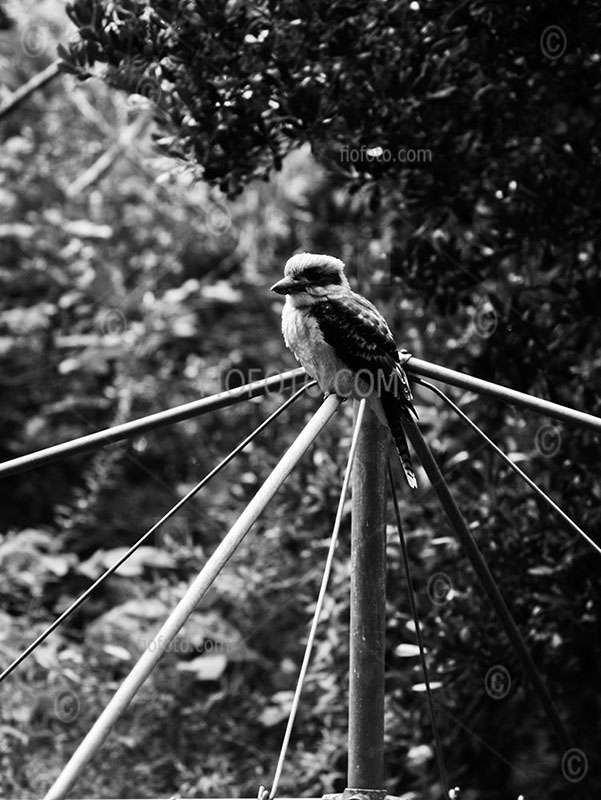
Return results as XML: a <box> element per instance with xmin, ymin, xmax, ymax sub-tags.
<box><xmin>311</xmin><ymin>292</ymin><xmax>416</xmax><ymax>414</ymax></box>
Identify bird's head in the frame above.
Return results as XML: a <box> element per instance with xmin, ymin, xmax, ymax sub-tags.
<box><xmin>271</xmin><ymin>253</ymin><xmax>350</xmax><ymax>304</ymax></box>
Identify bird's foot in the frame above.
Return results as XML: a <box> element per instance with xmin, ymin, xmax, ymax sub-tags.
<box><xmin>324</xmin><ymin>390</ymin><xmax>347</xmax><ymax>403</ymax></box>
<box><xmin>398</xmin><ymin>348</ymin><xmax>413</xmax><ymax>365</ymax></box>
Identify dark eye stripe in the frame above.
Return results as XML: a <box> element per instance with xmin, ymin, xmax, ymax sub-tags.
<box><xmin>302</xmin><ymin>266</ymin><xmax>342</xmax><ymax>285</ymax></box>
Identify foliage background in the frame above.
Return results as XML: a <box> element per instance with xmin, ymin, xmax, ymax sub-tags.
<box><xmin>1</xmin><ymin>1</ymin><xmax>600</xmax><ymax>799</ymax></box>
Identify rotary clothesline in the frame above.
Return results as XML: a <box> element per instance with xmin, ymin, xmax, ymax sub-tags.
<box><xmin>1</xmin><ymin>359</ymin><xmax>599</xmax><ymax>800</ymax></box>
<box><xmin>1</xmin><ymin>362</ymin><xmax>595</xmax><ymax>692</ymax></box>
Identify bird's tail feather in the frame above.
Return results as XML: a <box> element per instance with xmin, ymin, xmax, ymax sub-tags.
<box><xmin>381</xmin><ymin>392</ymin><xmax>417</xmax><ymax>489</ymax></box>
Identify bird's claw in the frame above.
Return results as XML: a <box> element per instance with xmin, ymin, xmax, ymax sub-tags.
<box><xmin>324</xmin><ymin>391</ymin><xmax>347</xmax><ymax>403</ymax></box>
<box><xmin>398</xmin><ymin>348</ymin><xmax>412</xmax><ymax>365</ymax></box>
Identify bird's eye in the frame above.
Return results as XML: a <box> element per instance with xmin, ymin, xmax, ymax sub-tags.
<box><xmin>302</xmin><ymin>267</ymin><xmax>320</xmax><ymax>282</ymax></box>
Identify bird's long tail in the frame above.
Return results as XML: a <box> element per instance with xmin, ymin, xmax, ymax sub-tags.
<box><xmin>380</xmin><ymin>392</ymin><xmax>417</xmax><ymax>489</ymax></box>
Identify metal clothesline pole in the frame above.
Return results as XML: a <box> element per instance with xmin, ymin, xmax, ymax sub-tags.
<box><xmin>347</xmin><ymin>401</ymin><xmax>388</xmax><ymax>792</ymax></box>
<box><xmin>43</xmin><ymin>395</ymin><xmax>342</xmax><ymax>800</ymax></box>
<box><xmin>268</xmin><ymin>399</ymin><xmax>368</xmax><ymax>800</ymax></box>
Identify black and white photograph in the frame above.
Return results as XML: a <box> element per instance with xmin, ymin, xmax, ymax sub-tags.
<box><xmin>1</xmin><ymin>2</ymin><xmax>600</xmax><ymax>798</ymax></box>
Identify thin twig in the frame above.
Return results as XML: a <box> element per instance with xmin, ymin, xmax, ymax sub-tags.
<box><xmin>65</xmin><ymin>112</ymin><xmax>152</xmax><ymax>198</ymax></box>
<box><xmin>0</xmin><ymin>61</ymin><xmax>61</xmax><ymax>122</ymax></box>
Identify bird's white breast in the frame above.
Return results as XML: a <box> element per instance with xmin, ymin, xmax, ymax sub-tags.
<box><xmin>281</xmin><ymin>299</ymin><xmax>348</xmax><ymax>394</ymax></box>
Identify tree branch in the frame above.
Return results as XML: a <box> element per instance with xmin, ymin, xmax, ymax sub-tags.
<box><xmin>65</xmin><ymin>112</ymin><xmax>152</xmax><ymax>198</ymax></box>
<box><xmin>0</xmin><ymin>61</ymin><xmax>61</xmax><ymax>123</ymax></box>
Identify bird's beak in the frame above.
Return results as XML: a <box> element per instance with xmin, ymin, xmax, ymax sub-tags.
<box><xmin>270</xmin><ymin>276</ymin><xmax>297</xmax><ymax>295</ymax></box>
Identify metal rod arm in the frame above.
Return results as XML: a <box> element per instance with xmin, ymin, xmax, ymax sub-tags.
<box><xmin>0</xmin><ymin>368</ymin><xmax>307</xmax><ymax>479</ymax></box>
<box><xmin>405</xmin><ymin>357</ymin><xmax>601</xmax><ymax>433</ymax></box>
<box><xmin>402</xmin><ymin>415</ymin><xmax>571</xmax><ymax>753</ymax></box>
<box><xmin>43</xmin><ymin>395</ymin><xmax>341</xmax><ymax>800</ymax></box>
<box><xmin>3</xmin><ymin>356</ymin><xmax>600</xmax><ymax>481</ymax></box>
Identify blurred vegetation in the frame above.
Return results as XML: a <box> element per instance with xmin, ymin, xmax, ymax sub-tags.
<box><xmin>1</xmin><ymin>1</ymin><xmax>600</xmax><ymax>799</ymax></box>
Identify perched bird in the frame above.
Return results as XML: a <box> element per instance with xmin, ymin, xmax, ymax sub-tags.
<box><xmin>271</xmin><ymin>252</ymin><xmax>417</xmax><ymax>488</ymax></box>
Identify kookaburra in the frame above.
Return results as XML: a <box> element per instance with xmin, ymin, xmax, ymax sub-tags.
<box><xmin>271</xmin><ymin>252</ymin><xmax>417</xmax><ymax>488</ymax></box>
